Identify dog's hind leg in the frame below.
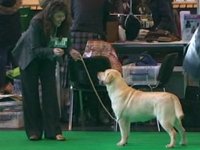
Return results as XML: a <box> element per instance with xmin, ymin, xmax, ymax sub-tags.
<box><xmin>174</xmin><ymin>118</ymin><xmax>187</xmax><ymax>146</ymax></box>
<box><xmin>117</xmin><ymin>119</ymin><xmax>130</xmax><ymax>146</ymax></box>
<box><xmin>159</xmin><ymin>121</ymin><xmax>176</xmax><ymax>148</ymax></box>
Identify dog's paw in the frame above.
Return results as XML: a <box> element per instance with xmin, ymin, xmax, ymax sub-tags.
<box><xmin>117</xmin><ymin>141</ymin><xmax>127</xmax><ymax>146</ymax></box>
<box><xmin>165</xmin><ymin>144</ymin><xmax>175</xmax><ymax>148</ymax></box>
<box><xmin>180</xmin><ymin>141</ymin><xmax>187</xmax><ymax>146</ymax></box>
<box><xmin>180</xmin><ymin>136</ymin><xmax>187</xmax><ymax>146</ymax></box>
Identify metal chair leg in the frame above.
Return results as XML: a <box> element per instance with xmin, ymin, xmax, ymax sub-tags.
<box><xmin>56</xmin><ymin>62</ymin><xmax>61</xmax><ymax>116</ymax></box>
<box><xmin>68</xmin><ymin>85</ymin><xmax>74</xmax><ymax>131</ymax></box>
<box><xmin>79</xmin><ymin>90</ymin><xmax>85</xmax><ymax>128</ymax></box>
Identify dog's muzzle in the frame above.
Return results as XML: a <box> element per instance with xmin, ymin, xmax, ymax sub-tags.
<box><xmin>97</xmin><ymin>72</ymin><xmax>105</xmax><ymax>86</ymax></box>
<box><xmin>98</xmin><ymin>80</ymin><xmax>105</xmax><ymax>86</ymax></box>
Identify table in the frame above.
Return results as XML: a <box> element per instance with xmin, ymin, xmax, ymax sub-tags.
<box><xmin>22</xmin><ymin>0</ymin><xmax>41</xmax><ymax>10</ymax></box>
<box><xmin>112</xmin><ymin>41</ymin><xmax>187</xmax><ymax>54</ymax></box>
<box><xmin>112</xmin><ymin>40</ymin><xmax>188</xmax><ymax>65</ymax></box>
<box><xmin>112</xmin><ymin>40</ymin><xmax>188</xmax><ymax>99</ymax></box>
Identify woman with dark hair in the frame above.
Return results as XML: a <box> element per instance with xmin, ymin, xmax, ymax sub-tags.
<box><xmin>12</xmin><ymin>0</ymin><xmax>74</xmax><ymax>141</ymax></box>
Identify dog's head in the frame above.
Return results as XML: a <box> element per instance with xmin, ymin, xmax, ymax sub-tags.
<box><xmin>97</xmin><ymin>69</ymin><xmax>121</xmax><ymax>85</ymax></box>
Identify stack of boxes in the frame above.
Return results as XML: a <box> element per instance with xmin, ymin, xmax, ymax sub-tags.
<box><xmin>0</xmin><ymin>78</ymin><xmax>23</xmax><ymax>129</ymax></box>
<box><xmin>0</xmin><ymin>100</ymin><xmax>24</xmax><ymax>128</ymax></box>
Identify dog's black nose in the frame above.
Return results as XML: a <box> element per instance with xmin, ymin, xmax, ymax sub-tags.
<box><xmin>98</xmin><ymin>80</ymin><xmax>105</xmax><ymax>86</ymax></box>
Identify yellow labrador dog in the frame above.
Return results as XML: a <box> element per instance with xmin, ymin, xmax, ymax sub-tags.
<box><xmin>97</xmin><ymin>69</ymin><xmax>186</xmax><ymax>148</ymax></box>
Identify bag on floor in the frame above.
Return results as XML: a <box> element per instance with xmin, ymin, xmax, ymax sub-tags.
<box><xmin>135</xmin><ymin>52</ymin><xmax>157</xmax><ymax>66</ymax></box>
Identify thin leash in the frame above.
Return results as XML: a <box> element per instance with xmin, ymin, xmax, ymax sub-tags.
<box><xmin>79</xmin><ymin>56</ymin><xmax>117</xmax><ymax>122</ymax></box>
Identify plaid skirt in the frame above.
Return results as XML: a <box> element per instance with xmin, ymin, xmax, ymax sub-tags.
<box><xmin>61</xmin><ymin>31</ymin><xmax>104</xmax><ymax>88</ymax></box>
<box><xmin>71</xmin><ymin>31</ymin><xmax>103</xmax><ymax>54</ymax></box>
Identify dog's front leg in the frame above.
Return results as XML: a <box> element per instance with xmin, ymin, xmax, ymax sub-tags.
<box><xmin>117</xmin><ymin>119</ymin><xmax>130</xmax><ymax>146</ymax></box>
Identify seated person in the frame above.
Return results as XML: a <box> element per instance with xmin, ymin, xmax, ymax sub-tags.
<box><xmin>122</xmin><ymin>0</ymin><xmax>179</xmax><ymax>41</ymax></box>
<box><xmin>132</xmin><ymin>0</ymin><xmax>178</xmax><ymax>35</ymax></box>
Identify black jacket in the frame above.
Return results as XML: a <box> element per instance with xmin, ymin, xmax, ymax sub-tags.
<box><xmin>71</xmin><ymin>0</ymin><xmax>110</xmax><ymax>35</ymax></box>
<box><xmin>132</xmin><ymin>0</ymin><xmax>177</xmax><ymax>34</ymax></box>
<box><xmin>0</xmin><ymin>5</ymin><xmax>21</xmax><ymax>47</ymax></box>
<box><xmin>12</xmin><ymin>18</ymin><xmax>54</xmax><ymax>70</ymax></box>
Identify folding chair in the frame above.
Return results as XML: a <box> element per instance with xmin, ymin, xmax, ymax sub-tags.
<box><xmin>132</xmin><ymin>52</ymin><xmax>179</xmax><ymax>131</ymax></box>
<box><xmin>68</xmin><ymin>56</ymin><xmax>112</xmax><ymax>130</ymax></box>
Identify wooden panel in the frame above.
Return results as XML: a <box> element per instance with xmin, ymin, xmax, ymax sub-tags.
<box><xmin>22</xmin><ymin>0</ymin><xmax>41</xmax><ymax>10</ymax></box>
<box><xmin>173</xmin><ymin>1</ymin><xmax>197</xmax><ymax>8</ymax></box>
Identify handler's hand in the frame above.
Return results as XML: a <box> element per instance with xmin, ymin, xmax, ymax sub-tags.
<box><xmin>53</xmin><ymin>48</ymin><xmax>64</xmax><ymax>56</ymax></box>
<box><xmin>70</xmin><ymin>49</ymin><xmax>81</xmax><ymax>60</ymax></box>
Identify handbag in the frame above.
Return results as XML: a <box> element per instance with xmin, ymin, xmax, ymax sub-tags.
<box><xmin>124</xmin><ymin>0</ymin><xmax>140</xmax><ymax>41</ymax></box>
<box><xmin>135</xmin><ymin>52</ymin><xmax>157</xmax><ymax>66</ymax></box>
<box><xmin>83</xmin><ymin>40</ymin><xmax>122</xmax><ymax>73</ymax></box>
<box><xmin>183</xmin><ymin>26</ymin><xmax>200</xmax><ymax>80</ymax></box>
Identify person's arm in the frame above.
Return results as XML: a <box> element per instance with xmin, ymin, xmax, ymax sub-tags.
<box><xmin>0</xmin><ymin>0</ymin><xmax>22</xmax><ymax>15</ymax></box>
<box><xmin>69</xmin><ymin>48</ymin><xmax>81</xmax><ymax>60</ymax></box>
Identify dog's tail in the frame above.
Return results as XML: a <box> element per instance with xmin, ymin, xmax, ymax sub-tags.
<box><xmin>173</xmin><ymin>95</ymin><xmax>184</xmax><ymax>119</ymax></box>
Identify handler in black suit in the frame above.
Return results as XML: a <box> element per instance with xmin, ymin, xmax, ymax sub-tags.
<box><xmin>12</xmin><ymin>0</ymin><xmax>80</xmax><ymax>141</ymax></box>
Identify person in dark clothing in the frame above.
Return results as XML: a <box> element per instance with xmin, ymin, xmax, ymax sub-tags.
<box><xmin>125</xmin><ymin>0</ymin><xmax>178</xmax><ymax>35</ymax></box>
<box><xmin>0</xmin><ymin>0</ymin><xmax>21</xmax><ymax>93</ymax></box>
<box><xmin>70</xmin><ymin>0</ymin><xmax>110</xmax><ymax>54</ymax></box>
<box><xmin>148</xmin><ymin>0</ymin><xmax>178</xmax><ymax>35</ymax></box>
<box><xmin>12</xmin><ymin>0</ymin><xmax>75</xmax><ymax>141</ymax></box>
<box><xmin>39</xmin><ymin>0</ymin><xmax>70</xmax><ymax>9</ymax></box>
<box><xmin>70</xmin><ymin>0</ymin><xmax>123</xmax><ymax>125</ymax></box>
<box><xmin>70</xmin><ymin>0</ymin><xmax>123</xmax><ymax>53</ymax></box>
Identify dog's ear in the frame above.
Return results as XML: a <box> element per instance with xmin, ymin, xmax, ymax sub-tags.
<box><xmin>104</xmin><ymin>72</ymin><xmax>114</xmax><ymax>84</ymax></box>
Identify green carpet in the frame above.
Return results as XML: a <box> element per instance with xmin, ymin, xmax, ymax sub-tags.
<box><xmin>0</xmin><ymin>130</ymin><xmax>199</xmax><ymax>150</ymax></box>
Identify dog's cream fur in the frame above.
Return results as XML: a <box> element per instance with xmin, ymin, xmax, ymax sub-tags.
<box><xmin>97</xmin><ymin>69</ymin><xmax>186</xmax><ymax>148</ymax></box>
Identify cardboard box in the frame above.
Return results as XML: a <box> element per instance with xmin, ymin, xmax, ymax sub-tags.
<box><xmin>0</xmin><ymin>111</ymin><xmax>24</xmax><ymax>128</ymax></box>
<box><xmin>0</xmin><ymin>101</ymin><xmax>22</xmax><ymax>112</ymax></box>
<box><xmin>0</xmin><ymin>101</ymin><xmax>23</xmax><ymax>128</ymax></box>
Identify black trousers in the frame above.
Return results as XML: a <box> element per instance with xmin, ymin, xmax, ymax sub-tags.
<box><xmin>20</xmin><ymin>58</ymin><xmax>62</xmax><ymax>138</ymax></box>
<box><xmin>0</xmin><ymin>45</ymin><xmax>17</xmax><ymax>89</ymax></box>
<box><xmin>0</xmin><ymin>47</ymin><xmax>7</xmax><ymax>89</ymax></box>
